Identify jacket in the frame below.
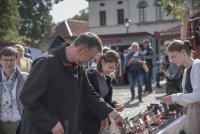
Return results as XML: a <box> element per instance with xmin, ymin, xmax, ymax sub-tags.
<box><xmin>0</xmin><ymin>67</ymin><xmax>28</xmax><ymax>116</ymax></box>
<box><xmin>171</xmin><ymin>59</ymin><xmax>200</xmax><ymax>134</ymax></box>
<box><xmin>18</xmin><ymin>44</ymin><xmax>113</xmax><ymax>134</ymax></box>
<box><xmin>81</xmin><ymin>69</ymin><xmax>116</xmax><ymax>134</ymax></box>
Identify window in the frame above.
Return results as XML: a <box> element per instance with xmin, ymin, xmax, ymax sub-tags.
<box><xmin>154</xmin><ymin>0</ymin><xmax>163</xmax><ymax>20</ymax></box>
<box><xmin>155</xmin><ymin>6</ymin><xmax>163</xmax><ymax>20</ymax></box>
<box><xmin>99</xmin><ymin>11</ymin><xmax>106</xmax><ymax>26</ymax></box>
<box><xmin>137</xmin><ymin>1</ymin><xmax>148</xmax><ymax>22</ymax></box>
<box><xmin>100</xmin><ymin>3</ymin><xmax>105</xmax><ymax>6</ymax></box>
<box><xmin>139</xmin><ymin>8</ymin><xmax>146</xmax><ymax>22</ymax></box>
<box><xmin>117</xmin><ymin>9</ymin><xmax>124</xmax><ymax>24</ymax></box>
<box><xmin>118</xmin><ymin>1</ymin><xmax>123</xmax><ymax>4</ymax></box>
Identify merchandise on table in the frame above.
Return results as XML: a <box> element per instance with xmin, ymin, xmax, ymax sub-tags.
<box><xmin>121</xmin><ymin>102</ymin><xmax>183</xmax><ymax>134</ymax></box>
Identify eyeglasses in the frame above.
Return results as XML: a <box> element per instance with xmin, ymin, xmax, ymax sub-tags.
<box><xmin>169</xmin><ymin>52</ymin><xmax>181</xmax><ymax>60</ymax></box>
<box><xmin>106</xmin><ymin>63</ymin><xmax>118</xmax><ymax>72</ymax></box>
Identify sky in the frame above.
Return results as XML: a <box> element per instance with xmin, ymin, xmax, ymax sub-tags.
<box><xmin>50</xmin><ymin>0</ymin><xmax>88</xmax><ymax>23</ymax></box>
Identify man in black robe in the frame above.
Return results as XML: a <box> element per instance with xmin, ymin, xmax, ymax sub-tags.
<box><xmin>18</xmin><ymin>32</ymin><xmax>125</xmax><ymax>134</ymax></box>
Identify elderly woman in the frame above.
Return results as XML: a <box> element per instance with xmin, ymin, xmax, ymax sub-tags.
<box><xmin>124</xmin><ymin>42</ymin><xmax>145</xmax><ymax>102</ymax></box>
<box><xmin>163</xmin><ymin>40</ymin><xmax>200</xmax><ymax>134</ymax></box>
<box><xmin>0</xmin><ymin>47</ymin><xmax>28</xmax><ymax>134</ymax></box>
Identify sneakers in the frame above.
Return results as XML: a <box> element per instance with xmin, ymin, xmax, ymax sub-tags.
<box><xmin>130</xmin><ymin>97</ymin><xmax>134</xmax><ymax>101</ymax></box>
<box><xmin>138</xmin><ymin>100</ymin><xmax>143</xmax><ymax>103</ymax></box>
<box><xmin>144</xmin><ymin>90</ymin><xmax>153</xmax><ymax>95</ymax></box>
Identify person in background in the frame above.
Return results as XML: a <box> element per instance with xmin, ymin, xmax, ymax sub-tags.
<box><xmin>81</xmin><ymin>50</ymin><xmax>124</xmax><ymax>134</ymax></box>
<box><xmin>154</xmin><ymin>61</ymin><xmax>162</xmax><ymax>88</ymax></box>
<box><xmin>0</xmin><ymin>47</ymin><xmax>28</xmax><ymax>134</ymax></box>
<box><xmin>124</xmin><ymin>42</ymin><xmax>144</xmax><ymax>102</ymax></box>
<box><xmin>24</xmin><ymin>47</ymin><xmax>33</xmax><ymax>60</ymax></box>
<box><xmin>112</xmin><ymin>46</ymin><xmax>124</xmax><ymax>86</ymax></box>
<box><xmin>13</xmin><ymin>44</ymin><xmax>32</xmax><ymax>73</ymax></box>
<box><xmin>163</xmin><ymin>40</ymin><xmax>200</xmax><ymax>134</ymax></box>
<box><xmin>161</xmin><ymin>43</ymin><xmax>170</xmax><ymax>71</ymax></box>
<box><xmin>18</xmin><ymin>32</ymin><xmax>125</xmax><ymax>134</ymax></box>
<box><xmin>143</xmin><ymin>39</ymin><xmax>154</xmax><ymax>94</ymax></box>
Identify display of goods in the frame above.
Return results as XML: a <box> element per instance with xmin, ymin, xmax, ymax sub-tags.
<box><xmin>122</xmin><ymin>102</ymin><xmax>183</xmax><ymax>134</ymax></box>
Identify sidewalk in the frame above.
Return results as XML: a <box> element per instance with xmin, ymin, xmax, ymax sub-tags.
<box><xmin>112</xmin><ymin>79</ymin><xmax>166</xmax><ymax>118</ymax></box>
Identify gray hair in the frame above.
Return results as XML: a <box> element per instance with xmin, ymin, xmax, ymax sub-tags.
<box><xmin>73</xmin><ymin>32</ymin><xmax>103</xmax><ymax>54</ymax></box>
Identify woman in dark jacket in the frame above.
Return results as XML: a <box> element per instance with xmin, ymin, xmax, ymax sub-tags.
<box><xmin>81</xmin><ymin>50</ymin><xmax>124</xmax><ymax>134</ymax></box>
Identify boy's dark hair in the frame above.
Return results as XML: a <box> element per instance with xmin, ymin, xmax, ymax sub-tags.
<box><xmin>0</xmin><ymin>47</ymin><xmax>18</xmax><ymax>58</ymax></box>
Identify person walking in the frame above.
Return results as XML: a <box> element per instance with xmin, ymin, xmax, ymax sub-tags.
<box><xmin>0</xmin><ymin>47</ymin><xmax>28</xmax><ymax>134</ymax></box>
<box><xmin>124</xmin><ymin>42</ymin><xmax>144</xmax><ymax>102</ymax></box>
<box><xmin>163</xmin><ymin>40</ymin><xmax>200</xmax><ymax>134</ymax></box>
<box><xmin>143</xmin><ymin>39</ymin><xmax>154</xmax><ymax>94</ymax></box>
<box><xmin>18</xmin><ymin>32</ymin><xmax>125</xmax><ymax>134</ymax></box>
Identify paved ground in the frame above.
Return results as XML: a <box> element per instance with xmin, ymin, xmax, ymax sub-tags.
<box><xmin>112</xmin><ymin>79</ymin><xmax>166</xmax><ymax>119</ymax></box>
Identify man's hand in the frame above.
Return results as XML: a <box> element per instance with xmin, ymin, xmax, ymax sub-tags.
<box><xmin>108</xmin><ymin>110</ymin><xmax>126</xmax><ymax>128</ymax></box>
<box><xmin>52</xmin><ymin>121</ymin><xmax>64</xmax><ymax>134</ymax></box>
<box><xmin>163</xmin><ymin>96</ymin><xmax>174</xmax><ymax>105</ymax></box>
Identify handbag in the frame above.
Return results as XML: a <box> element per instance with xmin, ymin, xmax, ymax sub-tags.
<box><xmin>100</xmin><ymin>117</ymin><xmax>122</xmax><ymax>134</ymax></box>
<box><xmin>126</xmin><ymin>61</ymin><xmax>142</xmax><ymax>72</ymax></box>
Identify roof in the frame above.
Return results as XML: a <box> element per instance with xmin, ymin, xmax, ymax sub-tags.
<box><xmin>53</xmin><ymin>19</ymin><xmax>89</xmax><ymax>39</ymax></box>
<box><xmin>67</xmin><ymin>19</ymin><xmax>89</xmax><ymax>36</ymax></box>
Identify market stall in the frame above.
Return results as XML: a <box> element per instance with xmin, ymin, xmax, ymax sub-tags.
<box><xmin>118</xmin><ymin>102</ymin><xmax>185</xmax><ymax>134</ymax></box>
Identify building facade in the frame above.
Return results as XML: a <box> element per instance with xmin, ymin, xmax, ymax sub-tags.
<box><xmin>88</xmin><ymin>0</ymin><xmax>179</xmax><ymax>35</ymax></box>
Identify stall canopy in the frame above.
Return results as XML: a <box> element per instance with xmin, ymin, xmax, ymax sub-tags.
<box><xmin>154</xmin><ymin>25</ymin><xmax>181</xmax><ymax>40</ymax></box>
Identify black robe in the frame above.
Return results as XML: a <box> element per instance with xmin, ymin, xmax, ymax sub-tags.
<box><xmin>18</xmin><ymin>44</ymin><xmax>113</xmax><ymax>134</ymax></box>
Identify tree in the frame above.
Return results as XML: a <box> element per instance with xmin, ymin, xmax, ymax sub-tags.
<box><xmin>162</xmin><ymin>0</ymin><xmax>199</xmax><ymax>39</ymax></box>
<box><xmin>0</xmin><ymin>0</ymin><xmax>24</xmax><ymax>43</ymax></box>
<box><xmin>71</xmin><ymin>8</ymin><xmax>89</xmax><ymax>21</ymax></box>
<box><xmin>18</xmin><ymin>0</ymin><xmax>63</xmax><ymax>47</ymax></box>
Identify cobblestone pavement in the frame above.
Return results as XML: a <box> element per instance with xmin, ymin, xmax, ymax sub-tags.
<box><xmin>112</xmin><ymin>80</ymin><xmax>166</xmax><ymax>119</ymax></box>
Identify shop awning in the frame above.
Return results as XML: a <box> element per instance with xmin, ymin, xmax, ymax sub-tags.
<box><xmin>154</xmin><ymin>25</ymin><xmax>180</xmax><ymax>40</ymax></box>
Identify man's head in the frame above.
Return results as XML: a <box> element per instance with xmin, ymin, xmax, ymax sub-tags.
<box><xmin>143</xmin><ymin>39</ymin><xmax>150</xmax><ymax>49</ymax></box>
<box><xmin>0</xmin><ymin>47</ymin><xmax>18</xmax><ymax>74</ymax></box>
<box><xmin>68</xmin><ymin>32</ymin><xmax>103</xmax><ymax>66</ymax></box>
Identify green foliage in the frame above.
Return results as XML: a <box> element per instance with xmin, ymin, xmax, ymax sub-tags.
<box><xmin>0</xmin><ymin>0</ymin><xmax>64</xmax><ymax>46</ymax></box>
<box><xmin>161</xmin><ymin>0</ymin><xmax>185</xmax><ymax>19</ymax></box>
<box><xmin>71</xmin><ymin>8</ymin><xmax>89</xmax><ymax>21</ymax></box>
<box><xmin>18</xmin><ymin>0</ymin><xmax>64</xmax><ymax>46</ymax></box>
<box><xmin>0</xmin><ymin>0</ymin><xmax>24</xmax><ymax>44</ymax></box>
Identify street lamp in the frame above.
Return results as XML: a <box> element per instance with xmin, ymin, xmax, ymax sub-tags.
<box><xmin>124</xmin><ymin>18</ymin><xmax>131</xmax><ymax>33</ymax></box>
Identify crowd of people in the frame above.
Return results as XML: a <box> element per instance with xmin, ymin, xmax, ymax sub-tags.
<box><xmin>0</xmin><ymin>32</ymin><xmax>199</xmax><ymax>134</ymax></box>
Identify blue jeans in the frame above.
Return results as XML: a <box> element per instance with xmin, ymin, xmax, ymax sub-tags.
<box><xmin>128</xmin><ymin>71</ymin><xmax>144</xmax><ymax>101</ymax></box>
<box><xmin>156</xmin><ymin>72</ymin><xmax>160</xmax><ymax>86</ymax></box>
<box><xmin>145</xmin><ymin>66</ymin><xmax>153</xmax><ymax>91</ymax></box>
